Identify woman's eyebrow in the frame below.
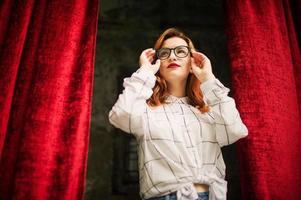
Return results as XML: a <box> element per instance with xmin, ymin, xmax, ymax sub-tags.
<box><xmin>160</xmin><ymin>45</ymin><xmax>183</xmax><ymax>49</ymax></box>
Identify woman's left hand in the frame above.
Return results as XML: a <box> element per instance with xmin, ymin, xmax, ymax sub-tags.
<box><xmin>190</xmin><ymin>51</ymin><xmax>216</xmax><ymax>83</ymax></box>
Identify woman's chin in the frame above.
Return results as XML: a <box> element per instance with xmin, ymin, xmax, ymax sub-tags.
<box><xmin>165</xmin><ymin>75</ymin><xmax>188</xmax><ymax>83</ymax></box>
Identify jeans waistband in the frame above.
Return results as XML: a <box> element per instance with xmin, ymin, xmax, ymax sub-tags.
<box><xmin>147</xmin><ymin>191</ymin><xmax>209</xmax><ymax>200</ymax></box>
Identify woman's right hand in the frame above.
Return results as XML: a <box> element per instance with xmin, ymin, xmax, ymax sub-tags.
<box><xmin>139</xmin><ymin>48</ymin><xmax>161</xmax><ymax>74</ymax></box>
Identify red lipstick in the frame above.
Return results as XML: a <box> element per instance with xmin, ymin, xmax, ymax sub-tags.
<box><xmin>167</xmin><ymin>63</ymin><xmax>180</xmax><ymax>68</ymax></box>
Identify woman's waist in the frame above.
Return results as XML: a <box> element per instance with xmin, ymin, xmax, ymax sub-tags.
<box><xmin>144</xmin><ymin>183</ymin><xmax>209</xmax><ymax>200</ymax></box>
<box><xmin>193</xmin><ymin>183</ymin><xmax>209</xmax><ymax>192</ymax></box>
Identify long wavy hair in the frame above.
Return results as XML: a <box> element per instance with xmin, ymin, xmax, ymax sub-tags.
<box><xmin>146</xmin><ymin>28</ymin><xmax>210</xmax><ymax>113</ymax></box>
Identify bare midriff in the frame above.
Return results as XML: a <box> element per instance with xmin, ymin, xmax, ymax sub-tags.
<box><xmin>193</xmin><ymin>183</ymin><xmax>209</xmax><ymax>192</ymax></box>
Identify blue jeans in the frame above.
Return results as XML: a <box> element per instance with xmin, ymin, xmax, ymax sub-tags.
<box><xmin>146</xmin><ymin>191</ymin><xmax>209</xmax><ymax>200</ymax></box>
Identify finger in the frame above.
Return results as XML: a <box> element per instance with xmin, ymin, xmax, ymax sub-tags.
<box><xmin>191</xmin><ymin>51</ymin><xmax>201</xmax><ymax>60</ymax></box>
<box><xmin>197</xmin><ymin>52</ymin><xmax>210</xmax><ymax>60</ymax></box>
<box><xmin>149</xmin><ymin>50</ymin><xmax>156</xmax><ymax>56</ymax></box>
<box><xmin>142</xmin><ymin>49</ymin><xmax>153</xmax><ymax>57</ymax></box>
<box><xmin>145</xmin><ymin>51</ymin><xmax>152</xmax><ymax>57</ymax></box>
<box><xmin>191</xmin><ymin>50</ymin><xmax>199</xmax><ymax>55</ymax></box>
<box><xmin>191</xmin><ymin>57</ymin><xmax>200</xmax><ymax>67</ymax></box>
<box><xmin>191</xmin><ymin>52</ymin><xmax>202</xmax><ymax>63</ymax></box>
<box><xmin>193</xmin><ymin>53</ymin><xmax>205</xmax><ymax>65</ymax></box>
<box><xmin>192</xmin><ymin>51</ymin><xmax>204</xmax><ymax>59</ymax></box>
<box><xmin>146</xmin><ymin>53</ymin><xmax>155</xmax><ymax>61</ymax></box>
<box><xmin>145</xmin><ymin>49</ymin><xmax>155</xmax><ymax>55</ymax></box>
<box><xmin>193</xmin><ymin>51</ymin><xmax>207</xmax><ymax>58</ymax></box>
<box><xmin>147</xmin><ymin>53</ymin><xmax>155</xmax><ymax>61</ymax></box>
<box><xmin>146</xmin><ymin>50</ymin><xmax>155</xmax><ymax>57</ymax></box>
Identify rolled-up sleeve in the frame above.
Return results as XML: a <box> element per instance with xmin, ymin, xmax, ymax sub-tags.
<box><xmin>200</xmin><ymin>78</ymin><xmax>248</xmax><ymax>147</ymax></box>
<box><xmin>108</xmin><ymin>67</ymin><xmax>156</xmax><ymax>137</ymax></box>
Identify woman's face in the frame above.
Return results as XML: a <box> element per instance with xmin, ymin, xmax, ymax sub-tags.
<box><xmin>158</xmin><ymin>37</ymin><xmax>191</xmax><ymax>83</ymax></box>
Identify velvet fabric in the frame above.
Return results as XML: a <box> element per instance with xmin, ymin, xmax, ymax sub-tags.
<box><xmin>224</xmin><ymin>0</ymin><xmax>301</xmax><ymax>199</ymax></box>
<box><xmin>0</xmin><ymin>0</ymin><xmax>99</xmax><ymax>199</ymax></box>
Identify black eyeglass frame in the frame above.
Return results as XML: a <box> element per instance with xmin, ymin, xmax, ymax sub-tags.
<box><xmin>155</xmin><ymin>45</ymin><xmax>191</xmax><ymax>60</ymax></box>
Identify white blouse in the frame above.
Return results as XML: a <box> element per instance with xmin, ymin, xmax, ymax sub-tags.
<box><xmin>108</xmin><ymin>67</ymin><xmax>248</xmax><ymax>200</ymax></box>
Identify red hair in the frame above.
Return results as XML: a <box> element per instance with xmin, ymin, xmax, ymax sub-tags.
<box><xmin>146</xmin><ymin>27</ymin><xmax>210</xmax><ymax>113</ymax></box>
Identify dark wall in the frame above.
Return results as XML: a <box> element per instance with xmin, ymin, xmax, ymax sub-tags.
<box><xmin>86</xmin><ymin>1</ymin><xmax>242</xmax><ymax>199</ymax></box>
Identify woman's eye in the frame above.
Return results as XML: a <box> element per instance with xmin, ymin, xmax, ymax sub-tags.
<box><xmin>160</xmin><ymin>51</ymin><xmax>169</xmax><ymax>57</ymax></box>
<box><xmin>176</xmin><ymin>49</ymin><xmax>186</xmax><ymax>55</ymax></box>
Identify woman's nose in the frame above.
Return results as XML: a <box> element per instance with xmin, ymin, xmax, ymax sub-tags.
<box><xmin>169</xmin><ymin>51</ymin><xmax>177</xmax><ymax>60</ymax></box>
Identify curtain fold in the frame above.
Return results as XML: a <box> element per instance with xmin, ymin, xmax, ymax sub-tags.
<box><xmin>0</xmin><ymin>0</ymin><xmax>99</xmax><ymax>199</ymax></box>
<box><xmin>224</xmin><ymin>0</ymin><xmax>301</xmax><ymax>199</ymax></box>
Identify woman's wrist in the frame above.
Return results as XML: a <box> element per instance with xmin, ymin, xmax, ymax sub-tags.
<box><xmin>140</xmin><ymin>65</ymin><xmax>155</xmax><ymax>74</ymax></box>
<box><xmin>197</xmin><ymin>73</ymin><xmax>216</xmax><ymax>83</ymax></box>
<box><xmin>203</xmin><ymin>74</ymin><xmax>216</xmax><ymax>83</ymax></box>
<box><xmin>139</xmin><ymin>65</ymin><xmax>155</xmax><ymax>74</ymax></box>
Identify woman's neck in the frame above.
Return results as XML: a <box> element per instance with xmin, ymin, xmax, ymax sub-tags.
<box><xmin>167</xmin><ymin>80</ymin><xmax>187</xmax><ymax>98</ymax></box>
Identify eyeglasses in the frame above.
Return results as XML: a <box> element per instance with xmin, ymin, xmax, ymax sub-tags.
<box><xmin>156</xmin><ymin>45</ymin><xmax>190</xmax><ymax>60</ymax></box>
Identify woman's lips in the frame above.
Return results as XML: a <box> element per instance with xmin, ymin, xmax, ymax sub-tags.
<box><xmin>168</xmin><ymin>63</ymin><xmax>180</xmax><ymax>68</ymax></box>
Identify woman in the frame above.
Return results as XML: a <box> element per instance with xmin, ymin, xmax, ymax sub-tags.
<box><xmin>108</xmin><ymin>28</ymin><xmax>248</xmax><ymax>200</ymax></box>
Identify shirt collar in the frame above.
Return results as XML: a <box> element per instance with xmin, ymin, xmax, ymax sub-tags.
<box><xmin>165</xmin><ymin>94</ymin><xmax>190</xmax><ymax>104</ymax></box>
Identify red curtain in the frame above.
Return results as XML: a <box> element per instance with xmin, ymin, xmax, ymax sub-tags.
<box><xmin>0</xmin><ymin>0</ymin><xmax>99</xmax><ymax>199</ymax></box>
<box><xmin>224</xmin><ymin>0</ymin><xmax>301</xmax><ymax>199</ymax></box>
